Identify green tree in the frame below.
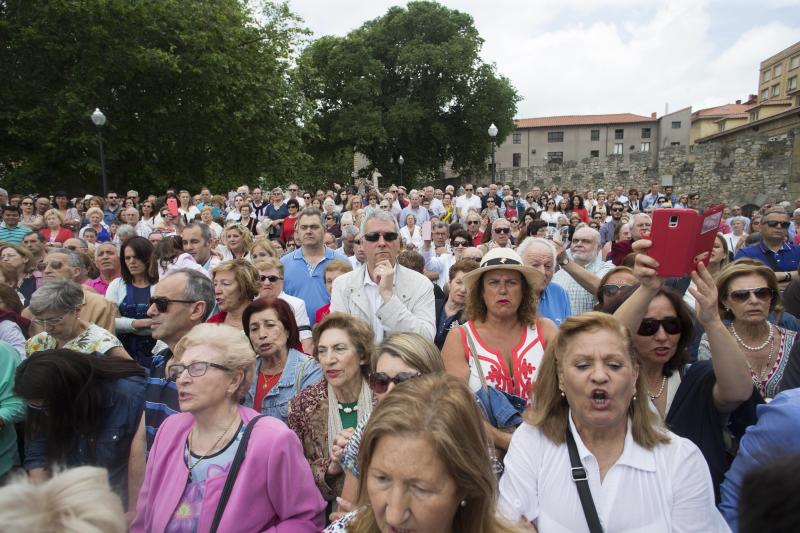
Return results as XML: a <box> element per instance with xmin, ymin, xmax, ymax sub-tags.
<box><xmin>0</xmin><ymin>0</ymin><xmax>310</xmax><ymax>195</ymax></box>
<box><xmin>297</xmin><ymin>1</ymin><xmax>519</xmax><ymax>187</ymax></box>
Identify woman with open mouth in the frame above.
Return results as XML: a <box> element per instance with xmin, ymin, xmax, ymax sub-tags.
<box><xmin>499</xmin><ymin>312</ymin><xmax>730</xmax><ymax>532</ymax></box>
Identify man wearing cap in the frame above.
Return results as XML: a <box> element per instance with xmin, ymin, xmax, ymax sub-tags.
<box><xmin>736</xmin><ymin>207</ymin><xmax>800</xmax><ymax>283</ymax></box>
<box><xmin>331</xmin><ymin>210</ymin><xmax>435</xmax><ymax>341</ymax></box>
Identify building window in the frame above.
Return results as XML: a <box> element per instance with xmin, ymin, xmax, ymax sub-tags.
<box><xmin>774</xmin><ymin>64</ymin><xmax>782</xmax><ymax>77</ymax></box>
<box><xmin>719</xmin><ymin>122</ymin><xmax>726</xmax><ymax>132</ymax></box>
<box><xmin>761</xmin><ymin>88</ymin><xmax>769</xmax><ymax>101</ymax></box>
<box><xmin>590</xmin><ymin>150</ymin><xmax>599</xmax><ymax>157</ymax></box>
<box><xmin>614</xmin><ymin>129</ymin><xmax>624</xmax><ymax>140</ymax></box>
<box><xmin>512</xmin><ymin>132</ymin><xmax>522</xmax><ymax>144</ymax></box>
<box><xmin>613</xmin><ymin>143</ymin><xmax>623</xmax><ymax>155</ymax></box>
<box><xmin>512</xmin><ymin>153</ymin><xmax>521</xmax><ymax>167</ymax></box>
<box><xmin>772</xmin><ymin>84</ymin><xmax>780</xmax><ymax>97</ymax></box>
<box><xmin>671</xmin><ymin>142</ymin><xmax>681</xmax><ymax>146</ymax></box>
<box><xmin>671</xmin><ymin>121</ymin><xmax>681</xmax><ymax>129</ymax></box>
<box><xmin>640</xmin><ymin>142</ymin><xmax>651</xmax><ymax>152</ymax></box>
<box><xmin>547</xmin><ymin>131</ymin><xmax>564</xmax><ymax>143</ymax></box>
<box><xmin>791</xmin><ymin>56</ymin><xmax>800</xmax><ymax>70</ymax></box>
<box><xmin>750</xmin><ymin>110</ymin><xmax>760</xmax><ymax>121</ymax></box>
<box><xmin>547</xmin><ymin>152</ymin><xmax>563</xmax><ymax>162</ymax></box>
<box><xmin>641</xmin><ymin>128</ymin><xmax>651</xmax><ymax>138</ymax></box>
<box><xmin>590</xmin><ymin>130</ymin><xmax>600</xmax><ymax>141</ymax></box>
<box><xmin>789</xmin><ymin>76</ymin><xmax>798</xmax><ymax>91</ymax></box>
<box><xmin>763</xmin><ymin>69</ymin><xmax>771</xmax><ymax>82</ymax></box>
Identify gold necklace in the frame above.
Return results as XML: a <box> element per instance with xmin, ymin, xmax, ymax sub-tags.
<box><xmin>187</xmin><ymin>414</ymin><xmax>239</xmax><ymax>480</ymax></box>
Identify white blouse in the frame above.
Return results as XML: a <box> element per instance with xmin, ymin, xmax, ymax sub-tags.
<box><xmin>498</xmin><ymin>414</ymin><xmax>730</xmax><ymax>533</ymax></box>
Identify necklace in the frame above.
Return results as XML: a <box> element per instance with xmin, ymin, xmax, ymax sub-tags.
<box><xmin>648</xmin><ymin>376</ymin><xmax>668</xmax><ymax>400</ymax></box>
<box><xmin>338</xmin><ymin>402</ymin><xmax>358</xmax><ymax>414</ymax></box>
<box><xmin>187</xmin><ymin>413</ymin><xmax>239</xmax><ymax>480</ymax></box>
<box><xmin>746</xmin><ymin>330</ymin><xmax>776</xmax><ymax>395</ymax></box>
<box><xmin>730</xmin><ymin>322</ymin><xmax>773</xmax><ymax>351</ymax></box>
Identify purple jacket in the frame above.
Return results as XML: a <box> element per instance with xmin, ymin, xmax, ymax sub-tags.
<box><xmin>131</xmin><ymin>405</ymin><xmax>325</xmax><ymax>532</ymax></box>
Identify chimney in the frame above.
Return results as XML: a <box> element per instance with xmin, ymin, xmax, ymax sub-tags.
<box><xmin>747</xmin><ymin>94</ymin><xmax>757</xmax><ymax>104</ymax></box>
<box><xmin>651</xmin><ymin>112</ymin><xmax>657</xmax><ymax>119</ymax></box>
<box><xmin>735</xmin><ymin>99</ymin><xmax>741</xmax><ymax>105</ymax></box>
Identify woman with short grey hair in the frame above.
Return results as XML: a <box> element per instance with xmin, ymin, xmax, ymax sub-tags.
<box><xmin>25</xmin><ymin>279</ymin><xmax>130</xmax><ymax>359</ymax></box>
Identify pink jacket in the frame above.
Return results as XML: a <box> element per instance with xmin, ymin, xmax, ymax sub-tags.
<box><xmin>131</xmin><ymin>405</ymin><xmax>325</xmax><ymax>532</ymax></box>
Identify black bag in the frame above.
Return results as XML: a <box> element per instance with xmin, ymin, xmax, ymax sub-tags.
<box><xmin>566</xmin><ymin>426</ymin><xmax>603</xmax><ymax>533</ymax></box>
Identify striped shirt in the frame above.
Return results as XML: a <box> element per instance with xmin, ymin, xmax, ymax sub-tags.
<box><xmin>0</xmin><ymin>223</ymin><xmax>31</xmax><ymax>244</ymax></box>
<box><xmin>144</xmin><ymin>348</ymin><xmax>179</xmax><ymax>454</ymax></box>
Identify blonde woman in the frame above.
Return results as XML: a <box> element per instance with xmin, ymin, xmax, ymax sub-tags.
<box><xmin>251</xmin><ymin>237</ymin><xmax>279</xmax><ymax>262</ymax></box>
<box><xmin>208</xmin><ymin>259</ymin><xmax>261</xmax><ymax>329</ymax></box>
<box><xmin>79</xmin><ymin>207</ymin><xmax>111</xmax><ymax>242</ymax></box>
<box><xmin>38</xmin><ymin>209</ymin><xmax>74</xmax><ymax>245</ymax></box>
<box><xmin>221</xmin><ymin>223</ymin><xmax>253</xmax><ymax>261</ymax></box>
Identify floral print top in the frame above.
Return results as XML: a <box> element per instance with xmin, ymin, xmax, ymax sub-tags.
<box><xmin>25</xmin><ymin>323</ymin><xmax>122</xmax><ymax>358</ymax></box>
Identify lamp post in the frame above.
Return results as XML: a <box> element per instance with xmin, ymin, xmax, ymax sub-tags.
<box><xmin>91</xmin><ymin>108</ymin><xmax>108</xmax><ymax>196</ymax></box>
<box><xmin>488</xmin><ymin>123</ymin><xmax>498</xmax><ymax>184</ymax></box>
<box><xmin>398</xmin><ymin>155</ymin><xmax>404</xmax><ymax>188</ymax></box>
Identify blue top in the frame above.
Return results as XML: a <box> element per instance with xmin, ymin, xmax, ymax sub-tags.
<box><xmin>734</xmin><ymin>240</ymin><xmax>800</xmax><ymax>272</ymax></box>
<box><xmin>398</xmin><ymin>205</ymin><xmax>430</xmax><ymax>226</ymax></box>
<box><xmin>281</xmin><ymin>247</ymin><xmax>347</xmax><ymax>325</ymax></box>
<box><xmin>0</xmin><ymin>223</ymin><xmax>32</xmax><ymax>244</ymax></box>
<box><xmin>143</xmin><ymin>348</ymin><xmax>178</xmax><ymax>454</ymax></box>
<box><xmin>265</xmin><ymin>203</ymin><xmax>289</xmax><ymax>221</ymax></box>
<box><xmin>103</xmin><ymin>207</ymin><xmax>121</xmax><ymax>225</ymax></box>
<box><xmin>24</xmin><ymin>375</ymin><xmax>145</xmax><ymax>507</ymax></box>
<box><xmin>537</xmin><ymin>283</ymin><xmax>572</xmax><ymax>326</ymax></box>
<box><xmin>719</xmin><ymin>388</ymin><xmax>800</xmax><ymax>532</ymax></box>
<box><xmin>244</xmin><ymin>348</ymin><xmax>323</xmax><ymax>424</ymax></box>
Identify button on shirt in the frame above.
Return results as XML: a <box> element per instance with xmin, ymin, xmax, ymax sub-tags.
<box><xmin>281</xmin><ymin>247</ymin><xmax>347</xmax><ymax>325</ymax></box>
<box><xmin>734</xmin><ymin>240</ymin><xmax>800</xmax><ymax>272</ymax></box>
<box><xmin>498</xmin><ymin>415</ymin><xmax>729</xmax><ymax>533</ymax></box>
<box><xmin>552</xmin><ymin>257</ymin><xmax>613</xmax><ymax>314</ymax></box>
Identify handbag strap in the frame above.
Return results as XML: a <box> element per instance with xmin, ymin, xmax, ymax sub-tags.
<box><xmin>295</xmin><ymin>357</ymin><xmax>311</xmax><ymax>394</ymax></box>
<box><xmin>210</xmin><ymin>415</ymin><xmax>266</xmax><ymax>533</ymax></box>
<box><xmin>461</xmin><ymin>324</ymin><xmax>489</xmax><ymax>394</ymax></box>
<box><xmin>565</xmin><ymin>426</ymin><xmax>604</xmax><ymax>533</ymax></box>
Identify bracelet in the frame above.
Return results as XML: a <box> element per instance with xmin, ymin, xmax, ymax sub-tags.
<box><xmin>785</xmin><ymin>272</ymin><xmax>792</xmax><ymax>282</ymax></box>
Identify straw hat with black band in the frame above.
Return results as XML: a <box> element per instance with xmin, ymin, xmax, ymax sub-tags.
<box><xmin>461</xmin><ymin>247</ymin><xmax>545</xmax><ymax>294</ymax></box>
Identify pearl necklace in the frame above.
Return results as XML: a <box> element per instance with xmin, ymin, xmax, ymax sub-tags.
<box><xmin>648</xmin><ymin>376</ymin><xmax>667</xmax><ymax>400</ymax></box>
<box><xmin>730</xmin><ymin>322</ymin><xmax>773</xmax><ymax>351</ymax></box>
<box><xmin>338</xmin><ymin>403</ymin><xmax>358</xmax><ymax>414</ymax></box>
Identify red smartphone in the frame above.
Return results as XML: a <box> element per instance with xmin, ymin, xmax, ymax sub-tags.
<box><xmin>646</xmin><ymin>205</ymin><xmax>724</xmax><ymax>277</ymax></box>
<box><xmin>166</xmin><ymin>198</ymin><xmax>179</xmax><ymax>218</ymax></box>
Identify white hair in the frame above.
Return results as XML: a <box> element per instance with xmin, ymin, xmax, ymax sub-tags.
<box><xmin>516</xmin><ymin>237</ymin><xmax>557</xmax><ymax>266</ymax></box>
<box><xmin>360</xmin><ymin>210</ymin><xmax>400</xmax><ymax>234</ymax></box>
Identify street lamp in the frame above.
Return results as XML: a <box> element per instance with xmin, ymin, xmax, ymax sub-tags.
<box><xmin>91</xmin><ymin>108</ymin><xmax>108</xmax><ymax>196</ymax></box>
<box><xmin>398</xmin><ymin>155</ymin><xmax>404</xmax><ymax>188</ymax></box>
<box><xmin>488</xmin><ymin>123</ymin><xmax>498</xmax><ymax>184</ymax></box>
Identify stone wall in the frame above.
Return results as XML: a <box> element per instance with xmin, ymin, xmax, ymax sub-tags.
<box><xmin>487</xmin><ymin>127</ymin><xmax>799</xmax><ymax>206</ymax></box>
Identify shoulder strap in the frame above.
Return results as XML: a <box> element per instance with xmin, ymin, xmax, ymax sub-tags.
<box><xmin>565</xmin><ymin>426</ymin><xmax>604</xmax><ymax>533</ymax></box>
<box><xmin>295</xmin><ymin>357</ymin><xmax>311</xmax><ymax>394</ymax></box>
<box><xmin>210</xmin><ymin>415</ymin><xmax>266</xmax><ymax>533</ymax></box>
<box><xmin>461</xmin><ymin>324</ymin><xmax>489</xmax><ymax>394</ymax></box>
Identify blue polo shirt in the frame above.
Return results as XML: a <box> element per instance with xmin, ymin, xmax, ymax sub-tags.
<box><xmin>281</xmin><ymin>246</ymin><xmax>347</xmax><ymax>325</ymax></box>
<box><xmin>734</xmin><ymin>240</ymin><xmax>800</xmax><ymax>272</ymax></box>
<box><xmin>537</xmin><ymin>282</ymin><xmax>572</xmax><ymax>326</ymax></box>
<box><xmin>0</xmin><ymin>223</ymin><xmax>31</xmax><ymax>244</ymax></box>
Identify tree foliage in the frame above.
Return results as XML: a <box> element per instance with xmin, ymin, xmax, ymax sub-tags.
<box><xmin>297</xmin><ymin>1</ymin><xmax>519</xmax><ymax>187</ymax></box>
<box><xmin>0</xmin><ymin>0</ymin><xmax>310</xmax><ymax>195</ymax></box>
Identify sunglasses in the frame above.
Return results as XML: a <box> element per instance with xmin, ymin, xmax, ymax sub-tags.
<box><xmin>509</xmin><ymin>219</ymin><xmax>519</xmax><ymax>223</ymax></box>
<box><xmin>368</xmin><ymin>371</ymin><xmax>421</xmax><ymax>394</ymax></box>
<box><xmin>452</xmin><ymin>240</ymin><xmax>469</xmax><ymax>247</ymax></box>
<box><xmin>764</xmin><ymin>220</ymin><xmax>791</xmax><ymax>229</ymax></box>
<box><xmin>728</xmin><ymin>287</ymin><xmax>774</xmax><ymax>303</ymax></box>
<box><xmin>260</xmin><ymin>275</ymin><xmax>283</xmax><ymax>283</ymax></box>
<box><xmin>21</xmin><ymin>201</ymin><xmax>33</xmax><ymax>205</ymax></box>
<box><xmin>601</xmin><ymin>283</ymin><xmax>634</xmax><ymax>296</ymax></box>
<box><xmin>637</xmin><ymin>317</ymin><xmax>683</xmax><ymax>336</ymax></box>
<box><xmin>38</xmin><ymin>260</ymin><xmax>64</xmax><ymax>271</ymax></box>
<box><xmin>363</xmin><ymin>231</ymin><xmax>399</xmax><ymax>242</ymax></box>
<box><xmin>467</xmin><ymin>220</ymin><xmax>480</xmax><ymax>225</ymax></box>
<box><xmin>611</xmin><ymin>207</ymin><xmax>624</xmax><ymax>212</ymax></box>
<box><xmin>493</xmin><ymin>227</ymin><xmax>510</xmax><ymax>234</ymax></box>
<box><xmin>148</xmin><ymin>296</ymin><xmax>197</xmax><ymax>312</ymax></box>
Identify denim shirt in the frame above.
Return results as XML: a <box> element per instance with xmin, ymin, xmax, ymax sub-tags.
<box><xmin>245</xmin><ymin>348</ymin><xmax>323</xmax><ymax>424</ymax></box>
<box><xmin>24</xmin><ymin>376</ymin><xmax>145</xmax><ymax>507</ymax></box>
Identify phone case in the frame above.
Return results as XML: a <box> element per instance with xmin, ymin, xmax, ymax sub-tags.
<box><xmin>421</xmin><ymin>221</ymin><xmax>432</xmax><ymax>241</ymax></box>
<box><xmin>167</xmin><ymin>198</ymin><xmax>179</xmax><ymax>217</ymax></box>
<box><xmin>646</xmin><ymin>205</ymin><xmax>724</xmax><ymax>277</ymax></box>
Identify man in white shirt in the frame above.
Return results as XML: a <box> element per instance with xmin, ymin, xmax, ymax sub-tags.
<box><xmin>455</xmin><ymin>183</ymin><xmax>482</xmax><ymax>220</ymax></box>
<box><xmin>423</xmin><ymin>186</ymin><xmax>445</xmax><ymax>217</ymax></box>
<box><xmin>250</xmin><ymin>187</ymin><xmax>268</xmax><ymax>220</ymax></box>
<box><xmin>399</xmin><ymin>191</ymin><xmax>430</xmax><ymax>227</ymax></box>
<box><xmin>284</xmin><ymin>183</ymin><xmax>305</xmax><ymax>207</ymax></box>
<box><xmin>552</xmin><ymin>226</ymin><xmax>613</xmax><ymax>313</ymax></box>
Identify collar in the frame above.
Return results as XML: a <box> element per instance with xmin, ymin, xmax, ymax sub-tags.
<box><xmin>568</xmin><ymin>410</ymin><xmax>656</xmax><ymax>472</ymax></box>
<box><xmin>363</xmin><ymin>263</ymin><xmax>399</xmax><ymax>288</ymax></box>
<box><xmin>293</xmin><ymin>246</ymin><xmax>335</xmax><ymax>261</ymax></box>
<box><xmin>759</xmin><ymin>239</ymin><xmax>792</xmax><ymax>253</ymax></box>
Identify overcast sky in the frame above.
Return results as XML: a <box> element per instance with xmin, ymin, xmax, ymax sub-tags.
<box><xmin>287</xmin><ymin>0</ymin><xmax>800</xmax><ymax>118</ymax></box>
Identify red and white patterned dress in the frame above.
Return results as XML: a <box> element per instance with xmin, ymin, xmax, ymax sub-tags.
<box><xmin>459</xmin><ymin>320</ymin><xmax>546</xmax><ymax>398</ymax></box>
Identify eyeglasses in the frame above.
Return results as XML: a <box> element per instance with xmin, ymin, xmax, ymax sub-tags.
<box><xmin>363</xmin><ymin>231</ymin><xmax>399</xmax><ymax>242</ymax></box>
<box><xmin>31</xmin><ymin>314</ymin><xmax>72</xmax><ymax>327</ymax></box>
<box><xmin>509</xmin><ymin>219</ymin><xmax>519</xmax><ymax>223</ymax></box>
<box><xmin>728</xmin><ymin>287</ymin><xmax>775</xmax><ymax>303</ymax></box>
<box><xmin>260</xmin><ymin>275</ymin><xmax>283</xmax><ymax>283</ymax></box>
<box><xmin>303</xmin><ymin>195</ymin><xmax>311</xmax><ymax>200</ymax></box>
<box><xmin>380</xmin><ymin>204</ymin><xmax>390</xmax><ymax>209</ymax></box>
<box><xmin>465</xmin><ymin>188</ymin><xmax>474</xmax><ymax>191</ymax></box>
<box><xmin>37</xmin><ymin>260</ymin><xmax>64</xmax><ymax>271</ymax></box>
<box><xmin>288</xmin><ymin>205</ymin><xmax>298</xmax><ymax>209</ymax></box>
<box><xmin>601</xmin><ymin>283</ymin><xmax>634</xmax><ymax>296</ymax></box>
<box><xmin>486</xmin><ymin>199</ymin><xmax>495</xmax><ymax>203</ymax></box>
<box><xmin>452</xmin><ymin>240</ymin><xmax>469</xmax><ymax>247</ymax></box>
<box><xmin>148</xmin><ymin>296</ymin><xmax>197</xmax><ymax>313</ymax></box>
<box><xmin>21</xmin><ymin>201</ymin><xmax>33</xmax><ymax>205</ymax></box>
<box><xmin>764</xmin><ymin>220</ymin><xmax>791</xmax><ymax>229</ymax></box>
<box><xmin>168</xmin><ymin>361</ymin><xmax>231</xmax><ymax>381</ymax></box>
<box><xmin>368</xmin><ymin>372</ymin><xmax>421</xmax><ymax>394</ymax></box>
<box><xmin>493</xmin><ymin>227</ymin><xmax>510</xmax><ymax>234</ymax></box>
<box><xmin>637</xmin><ymin>317</ymin><xmax>683</xmax><ymax>336</ymax></box>
<box><xmin>611</xmin><ymin>207</ymin><xmax>624</xmax><ymax>213</ymax></box>
<box><xmin>467</xmin><ymin>220</ymin><xmax>480</xmax><ymax>225</ymax></box>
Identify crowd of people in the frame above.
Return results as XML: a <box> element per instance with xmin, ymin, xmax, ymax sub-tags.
<box><xmin>0</xmin><ymin>181</ymin><xmax>797</xmax><ymax>532</ymax></box>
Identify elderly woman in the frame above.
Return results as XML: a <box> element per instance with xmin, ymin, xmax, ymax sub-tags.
<box><xmin>25</xmin><ymin>280</ymin><xmax>129</xmax><ymax>359</ymax></box>
<box><xmin>263</xmin><ymin>188</ymin><xmax>289</xmax><ymax>239</ymax></box>
<box><xmin>498</xmin><ymin>312</ymin><xmax>729</xmax><ymax>532</ymax></box>
<box><xmin>15</xmin><ymin>350</ymin><xmax>145</xmax><ymax>506</ymax></box>
<box><xmin>725</xmin><ymin>216</ymin><xmax>748</xmax><ymax>250</ymax></box>
<box><xmin>435</xmin><ymin>258</ymin><xmax>479</xmax><ymax>349</ymax></box>
<box><xmin>79</xmin><ymin>207</ymin><xmax>111</xmax><ymax>242</ymax></box>
<box><xmin>221</xmin><ymin>223</ymin><xmax>253</xmax><ymax>261</ymax></box>
<box><xmin>698</xmin><ymin>260</ymin><xmax>798</xmax><ymax>400</ymax></box>
<box><xmin>288</xmin><ymin>313</ymin><xmax>375</xmax><ymax>509</ymax></box>
<box><xmin>594</xmin><ymin>265</ymin><xmax>638</xmax><ymax>311</ymax></box>
<box><xmin>326</xmin><ymin>373</ymin><xmax>518</xmax><ymax>533</ymax></box>
<box><xmin>255</xmin><ymin>257</ymin><xmax>313</xmax><ymax>353</ymax></box>
<box><xmin>38</xmin><ymin>209</ymin><xmax>74</xmax><ymax>245</ymax></box>
<box><xmin>238</xmin><ymin>203</ymin><xmax>259</xmax><ymax>235</ymax></box>
<box><xmin>105</xmin><ymin>237</ymin><xmax>157</xmax><ymax>368</ymax></box>
<box><xmin>131</xmin><ymin>324</ymin><xmax>325</xmax><ymax>531</ymax></box>
<box><xmin>399</xmin><ymin>213</ymin><xmax>423</xmax><ymax>250</ymax></box>
<box><xmin>244</xmin><ymin>298</ymin><xmax>322</xmax><ymax>424</ymax></box>
<box><xmin>0</xmin><ymin>243</ymin><xmax>41</xmax><ymax>306</ymax></box>
<box><xmin>481</xmin><ymin>195</ymin><xmax>502</xmax><ymax>223</ymax></box>
<box><xmin>613</xmin><ymin>244</ymin><xmax>755</xmax><ymax>498</ymax></box>
<box><xmin>442</xmin><ymin>247</ymin><xmax>557</xmax><ymax>451</ymax></box>
<box><xmin>208</xmin><ymin>259</ymin><xmax>260</xmax><ymax>329</ymax></box>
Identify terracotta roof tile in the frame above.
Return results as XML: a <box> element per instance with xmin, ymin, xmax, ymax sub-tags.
<box><xmin>515</xmin><ymin>113</ymin><xmax>655</xmax><ymax>129</ymax></box>
<box><xmin>746</xmin><ymin>98</ymin><xmax>793</xmax><ymax>111</ymax></box>
<box><xmin>713</xmin><ymin>113</ymin><xmax>749</xmax><ymax>123</ymax></box>
<box><xmin>692</xmin><ymin>103</ymin><xmax>750</xmax><ymax>119</ymax></box>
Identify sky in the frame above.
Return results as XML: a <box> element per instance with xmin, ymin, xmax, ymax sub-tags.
<box><xmin>287</xmin><ymin>0</ymin><xmax>800</xmax><ymax>119</ymax></box>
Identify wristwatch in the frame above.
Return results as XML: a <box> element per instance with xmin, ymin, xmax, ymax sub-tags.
<box><xmin>557</xmin><ymin>252</ymin><xmax>570</xmax><ymax>267</ymax></box>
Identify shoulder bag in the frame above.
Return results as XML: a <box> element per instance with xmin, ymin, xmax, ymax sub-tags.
<box><xmin>565</xmin><ymin>426</ymin><xmax>603</xmax><ymax>533</ymax></box>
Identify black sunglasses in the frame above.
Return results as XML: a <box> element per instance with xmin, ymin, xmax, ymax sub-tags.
<box><xmin>764</xmin><ymin>220</ymin><xmax>791</xmax><ymax>229</ymax></box>
<box><xmin>728</xmin><ymin>287</ymin><xmax>774</xmax><ymax>303</ymax></box>
<box><xmin>493</xmin><ymin>227</ymin><xmax>510</xmax><ymax>234</ymax></box>
<box><xmin>368</xmin><ymin>371</ymin><xmax>421</xmax><ymax>394</ymax></box>
<box><xmin>149</xmin><ymin>296</ymin><xmax>197</xmax><ymax>313</ymax></box>
<box><xmin>637</xmin><ymin>317</ymin><xmax>682</xmax><ymax>336</ymax></box>
<box><xmin>363</xmin><ymin>231</ymin><xmax>399</xmax><ymax>242</ymax></box>
<box><xmin>467</xmin><ymin>220</ymin><xmax>480</xmax><ymax>225</ymax></box>
<box><xmin>452</xmin><ymin>240</ymin><xmax>469</xmax><ymax>247</ymax></box>
<box><xmin>601</xmin><ymin>283</ymin><xmax>634</xmax><ymax>296</ymax></box>
<box><xmin>260</xmin><ymin>275</ymin><xmax>283</xmax><ymax>283</ymax></box>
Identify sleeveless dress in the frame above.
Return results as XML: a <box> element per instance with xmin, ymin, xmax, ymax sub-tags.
<box><xmin>459</xmin><ymin>320</ymin><xmax>546</xmax><ymax>398</ymax></box>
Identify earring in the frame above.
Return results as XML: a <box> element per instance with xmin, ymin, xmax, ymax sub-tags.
<box><xmin>460</xmin><ymin>499</ymin><xmax>467</xmax><ymax>508</ymax></box>
<box><xmin>633</xmin><ymin>394</ymin><xmax>637</xmax><ymax>401</ymax></box>
<box><xmin>560</xmin><ymin>391</ymin><xmax>565</xmax><ymax>398</ymax></box>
